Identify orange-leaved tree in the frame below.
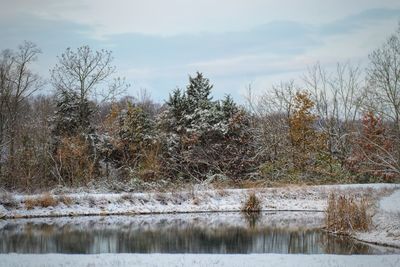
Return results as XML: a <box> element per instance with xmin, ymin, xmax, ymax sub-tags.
<box><xmin>348</xmin><ymin>111</ymin><xmax>398</xmax><ymax>181</ymax></box>
<box><xmin>289</xmin><ymin>91</ymin><xmax>326</xmax><ymax>171</ymax></box>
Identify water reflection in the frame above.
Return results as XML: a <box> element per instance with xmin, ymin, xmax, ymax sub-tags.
<box><xmin>0</xmin><ymin>212</ymin><xmax>396</xmax><ymax>254</ymax></box>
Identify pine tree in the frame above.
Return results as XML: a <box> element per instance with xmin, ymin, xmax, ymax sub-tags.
<box><xmin>159</xmin><ymin>72</ymin><xmax>255</xmax><ymax>181</ymax></box>
<box><xmin>164</xmin><ymin>72</ymin><xmax>215</xmax><ymax>132</ymax></box>
<box><xmin>52</xmin><ymin>90</ymin><xmax>93</xmax><ymax>137</ymax></box>
<box><xmin>166</xmin><ymin>88</ymin><xmax>187</xmax><ymax>123</ymax></box>
<box><xmin>221</xmin><ymin>94</ymin><xmax>238</xmax><ymax>120</ymax></box>
<box><xmin>186</xmin><ymin>72</ymin><xmax>213</xmax><ymax>111</ymax></box>
<box><xmin>119</xmin><ymin>103</ymin><xmax>154</xmax><ymax>146</ymax></box>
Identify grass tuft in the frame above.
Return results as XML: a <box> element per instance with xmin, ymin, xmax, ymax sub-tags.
<box><xmin>58</xmin><ymin>194</ymin><xmax>73</xmax><ymax>206</ymax></box>
<box><xmin>242</xmin><ymin>192</ymin><xmax>261</xmax><ymax>213</ymax></box>
<box><xmin>325</xmin><ymin>192</ymin><xmax>371</xmax><ymax>234</ymax></box>
<box><xmin>0</xmin><ymin>192</ymin><xmax>18</xmax><ymax>209</ymax></box>
<box><xmin>24</xmin><ymin>193</ymin><xmax>59</xmax><ymax>210</ymax></box>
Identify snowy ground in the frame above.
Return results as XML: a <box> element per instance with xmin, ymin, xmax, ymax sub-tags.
<box><xmin>1</xmin><ymin>253</ymin><xmax>400</xmax><ymax>267</ymax></box>
<box><xmin>0</xmin><ymin>183</ymin><xmax>397</xmax><ymax>219</ymax></box>
<box><xmin>356</xmin><ymin>188</ymin><xmax>400</xmax><ymax>248</ymax></box>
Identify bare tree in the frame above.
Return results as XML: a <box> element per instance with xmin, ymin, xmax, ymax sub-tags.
<box><xmin>134</xmin><ymin>88</ymin><xmax>161</xmax><ymax>118</ymax></box>
<box><xmin>366</xmin><ymin>26</ymin><xmax>400</xmax><ymax>124</ymax></box>
<box><xmin>304</xmin><ymin>62</ymin><xmax>363</xmax><ymax>166</ymax></box>
<box><xmin>51</xmin><ymin>46</ymin><xmax>115</xmax><ymax>98</ymax></box>
<box><xmin>0</xmin><ymin>41</ymin><xmax>43</xmax><ymax>176</ymax></box>
<box><xmin>366</xmin><ymin>24</ymin><xmax>400</xmax><ymax>172</ymax></box>
<box><xmin>244</xmin><ymin>82</ymin><xmax>297</xmax><ymax>176</ymax></box>
<box><xmin>51</xmin><ymin>46</ymin><xmax>127</xmax><ymax>129</ymax></box>
<box><xmin>0</xmin><ymin>50</ymin><xmax>13</xmax><ymax>163</ymax></box>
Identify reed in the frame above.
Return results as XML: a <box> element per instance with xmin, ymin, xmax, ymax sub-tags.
<box><xmin>242</xmin><ymin>192</ymin><xmax>261</xmax><ymax>213</ymax></box>
<box><xmin>325</xmin><ymin>193</ymin><xmax>371</xmax><ymax>234</ymax></box>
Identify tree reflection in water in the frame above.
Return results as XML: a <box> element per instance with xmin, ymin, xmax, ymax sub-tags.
<box><xmin>0</xmin><ymin>213</ymin><xmax>395</xmax><ymax>254</ymax></box>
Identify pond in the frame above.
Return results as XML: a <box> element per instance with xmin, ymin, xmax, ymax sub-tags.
<box><xmin>0</xmin><ymin>212</ymin><xmax>397</xmax><ymax>254</ymax></box>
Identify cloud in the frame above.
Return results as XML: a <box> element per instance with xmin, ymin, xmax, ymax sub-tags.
<box><xmin>2</xmin><ymin>0</ymin><xmax>400</xmax><ymax>38</ymax></box>
<box><xmin>0</xmin><ymin>1</ymin><xmax>399</xmax><ymax>102</ymax></box>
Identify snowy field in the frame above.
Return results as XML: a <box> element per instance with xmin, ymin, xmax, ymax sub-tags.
<box><xmin>1</xmin><ymin>253</ymin><xmax>400</xmax><ymax>267</ymax></box>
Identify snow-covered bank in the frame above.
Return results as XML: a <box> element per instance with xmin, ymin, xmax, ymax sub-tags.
<box><xmin>1</xmin><ymin>253</ymin><xmax>400</xmax><ymax>267</ymax></box>
<box><xmin>356</xmin><ymin>188</ymin><xmax>400</xmax><ymax>248</ymax></box>
<box><xmin>0</xmin><ymin>183</ymin><xmax>397</xmax><ymax>219</ymax></box>
<box><xmin>1</xmin><ymin>183</ymin><xmax>400</xmax><ymax>251</ymax></box>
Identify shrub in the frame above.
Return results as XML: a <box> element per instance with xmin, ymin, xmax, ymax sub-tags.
<box><xmin>325</xmin><ymin>193</ymin><xmax>371</xmax><ymax>234</ymax></box>
<box><xmin>0</xmin><ymin>193</ymin><xmax>18</xmax><ymax>209</ymax></box>
<box><xmin>24</xmin><ymin>193</ymin><xmax>59</xmax><ymax>209</ymax></box>
<box><xmin>54</xmin><ymin>135</ymin><xmax>98</xmax><ymax>186</ymax></box>
<box><xmin>39</xmin><ymin>193</ymin><xmax>58</xmax><ymax>207</ymax></box>
<box><xmin>58</xmin><ymin>194</ymin><xmax>73</xmax><ymax>206</ymax></box>
<box><xmin>242</xmin><ymin>192</ymin><xmax>261</xmax><ymax>213</ymax></box>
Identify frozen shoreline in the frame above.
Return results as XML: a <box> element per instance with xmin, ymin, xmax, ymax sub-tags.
<box><xmin>356</xmin><ymin>189</ymin><xmax>400</xmax><ymax>249</ymax></box>
<box><xmin>1</xmin><ymin>253</ymin><xmax>400</xmax><ymax>267</ymax></box>
<box><xmin>1</xmin><ymin>183</ymin><xmax>400</xmax><ymax>250</ymax></box>
<box><xmin>1</xmin><ymin>183</ymin><xmax>397</xmax><ymax>219</ymax></box>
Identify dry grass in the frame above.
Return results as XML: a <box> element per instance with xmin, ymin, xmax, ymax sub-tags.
<box><xmin>216</xmin><ymin>189</ymin><xmax>229</xmax><ymax>197</ymax></box>
<box><xmin>241</xmin><ymin>192</ymin><xmax>262</xmax><ymax>213</ymax></box>
<box><xmin>24</xmin><ymin>193</ymin><xmax>59</xmax><ymax>210</ymax></box>
<box><xmin>325</xmin><ymin>193</ymin><xmax>371</xmax><ymax>234</ymax></box>
<box><xmin>0</xmin><ymin>192</ymin><xmax>18</xmax><ymax>209</ymax></box>
<box><xmin>58</xmin><ymin>194</ymin><xmax>73</xmax><ymax>206</ymax></box>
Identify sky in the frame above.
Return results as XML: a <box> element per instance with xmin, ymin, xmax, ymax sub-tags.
<box><xmin>0</xmin><ymin>0</ymin><xmax>399</xmax><ymax>103</ymax></box>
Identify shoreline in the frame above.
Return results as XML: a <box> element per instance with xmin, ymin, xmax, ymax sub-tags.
<box><xmin>1</xmin><ymin>183</ymin><xmax>400</xmax><ymax>249</ymax></box>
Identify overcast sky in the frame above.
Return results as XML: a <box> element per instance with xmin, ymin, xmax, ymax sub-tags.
<box><xmin>1</xmin><ymin>0</ymin><xmax>399</xmax><ymax>102</ymax></box>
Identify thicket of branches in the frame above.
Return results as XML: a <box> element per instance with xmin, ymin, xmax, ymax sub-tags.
<box><xmin>1</xmin><ymin>26</ymin><xmax>400</xmax><ymax>192</ymax></box>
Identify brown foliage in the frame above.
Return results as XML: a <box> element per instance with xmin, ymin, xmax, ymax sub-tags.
<box><xmin>24</xmin><ymin>193</ymin><xmax>59</xmax><ymax>209</ymax></box>
<box><xmin>347</xmin><ymin>111</ymin><xmax>398</xmax><ymax>181</ymax></box>
<box><xmin>54</xmin><ymin>136</ymin><xmax>98</xmax><ymax>186</ymax></box>
<box><xmin>289</xmin><ymin>91</ymin><xmax>326</xmax><ymax>170</ymax></box>
<box><xmin>103</xmin><ymin>103</ymin><xmax>161</xmax><ymax>180</ymax></box>
<box><xmin>325</xmin><ymin>193</ymin><xmax>371</xmax><ymax>234</ymax></box>
<box><xmin>241</xmin><ymin>192</ymin><xmax>261</xmax><ymax>213</ymax></box>
<box><xmin>58</xmin><ymin>194</ymin><xmax>73</xmax><ymax>206</ymax></box>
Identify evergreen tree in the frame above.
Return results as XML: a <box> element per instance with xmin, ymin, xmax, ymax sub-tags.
<box><xmin>52</xmin><ymin>90</ymin><xmax>94</xmax><ymax>137</ymax></box>
<box><xmin>186</xmin><ymin>72</ymin><xmax>213</xmax><ymax>111</ymax></box>
<box><xmin>119</xmin><ymin>103</ymin><xmax>154</xmax><ymax>146</ymax></box>
<box><xmin>221</xmin><ymin>94</ymin><xmax>238</xmax><ymax>120</ymax></box>
<box><xmin>166</xmin><ymin>88</ymin><xmax>187</xmax><ymax>123</ymax></box>
<box><xmin>159</xmin><ymin>72</ymin><xmax>255</xmax><ymax>181</ymax></box>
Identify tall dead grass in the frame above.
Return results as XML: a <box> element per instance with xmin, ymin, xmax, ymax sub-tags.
<box><xmin>325</xmin><ymin>193</ymin><xmax>371</xmax><ymax>234</ymax></box>
<box><xmin>241</xmin><ymin>192</ymin><xmax>261</xmax><ymax>213</ymax></box>
<box><xmin>24</xmin><ymin>192</ymin><xmax>59</xmax><ymax>210</ymax></box>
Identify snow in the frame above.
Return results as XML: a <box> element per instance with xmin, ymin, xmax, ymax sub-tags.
<box><xmin>0</xmin><ymin>211</ymin><xmax>325</xmax><ymax>234</ymax></box>
<box><xmin>1</xmin><ymin>183</ymin><xmax>397</xmax><ymax>219</ymax></box>
<box><xmin>1</xmin><ymin>183</ymin><xmax>400</xmax><ymax>252</ymax></box>
<box><xmin>356</xmin><ymin>188</ymin><xmax>400</xmax><ymax>248</ymax></box>
<box><xmin>1</xmin><ymin>254</ymin><xmax>400</xmax><ymax>267</ymax></box>
<box><xmin>380</xmin><ymin>190</ymin><xmax>400</xmax><ymax>213</ymax></box>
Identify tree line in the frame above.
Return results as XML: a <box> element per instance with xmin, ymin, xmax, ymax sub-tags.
<box><xmin>1</xmin><ymin>26</ymin><xmax>400</xmax><ymax>192</ymax></box>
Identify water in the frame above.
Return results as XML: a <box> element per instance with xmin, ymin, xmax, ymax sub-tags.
<box><xmin>0</xmin><ymin>212</ymin><xmax>397</xmax><ymax>254</ymax></box>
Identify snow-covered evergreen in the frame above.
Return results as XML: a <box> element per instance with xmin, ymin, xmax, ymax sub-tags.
<box><xmin>159</xmin><ymin>72</ymin><xmax>255</xmax><ymax>180</ymax></box>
